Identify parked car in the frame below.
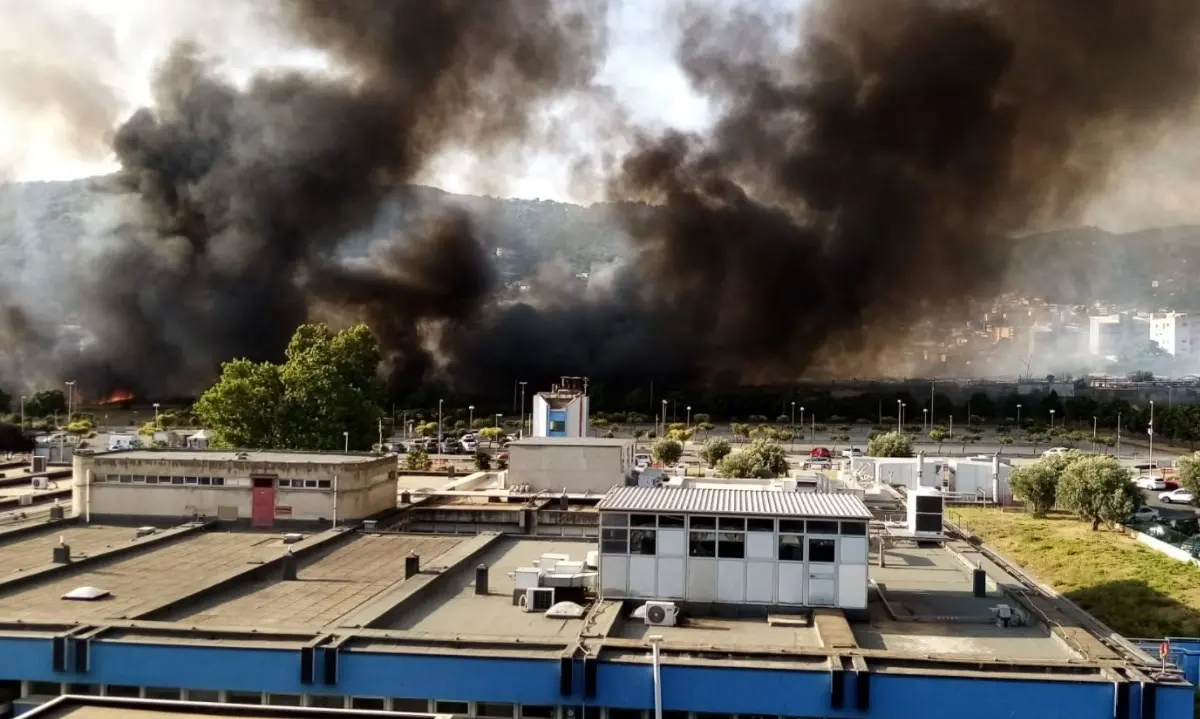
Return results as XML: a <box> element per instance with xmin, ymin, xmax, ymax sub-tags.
<box><xmin>803</xmin><ymin>457</ymin><xmax>833</xmax><ymax>470</ymax></box>
<box><xmin>460</xmin><ymin>437</ymin><xmax>478</xmax><ymax>453</ymax></box>
<box><xmin>1128</xmin><ymin>506</ymin><xmax>1161</xmax><ymax>523</ymax></box>
<box><xmin>1135</xmin><ymin>475</ymin><xmax>1167</xmax><ymax>490</ymax></box>
<box><xmin>1159</xmin><ymin>488</ymin><xmax>1195</xmax><ymax>504</ymax></box>
<box><xmin>1042</xmin><ymin>447</ymin><xmax>1071</xmax><ymax>457</ymax></box>
<box><xmin>634</xmin><ymin>453</ymin><xmax>651</xmax><ymax>468</ymax></box>
<box><xmin>810</xmin><ymin>447</ymin><xmax>832</xmax><ymax>459</ymax></box>
<box><xmin>841</xmin><ymin>448</ymin><xmax>863</xmax><ymax>458</ymax></box>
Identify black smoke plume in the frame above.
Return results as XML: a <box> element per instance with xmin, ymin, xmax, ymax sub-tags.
<box><xmin>53</xmin><ymin>1</ymin><xmax>1200</xmax><ymax>398</ymax></box>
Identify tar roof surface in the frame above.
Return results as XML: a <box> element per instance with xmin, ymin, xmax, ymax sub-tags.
<box><xmin>93</xmin><ymin>450</ymin><xmax>389</xmax><ymax>465</ymax></box>
<box><xmin>598</xmin><ymin>486</ymin><xmax>873</xmax><ymax>518</ymax></box>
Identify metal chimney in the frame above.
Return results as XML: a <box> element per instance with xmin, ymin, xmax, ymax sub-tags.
<box><xmin>281</xmin><ymin>549</ymin><xmax>298</xmax><ymax>581</ymax></box>
<box><xmin>475</xmin><ymin>564</ymin><xmax>489</xmax><ymax>595</ymax></box>
<box><xmin>405</xmin><ymin>552</ymin><xmax>420</xmax><ymax>579</ymax></box>
<box><xmin>52</xmin><ymin>537</ymin><xmax>71</xmax><ymax>564</ymax></box>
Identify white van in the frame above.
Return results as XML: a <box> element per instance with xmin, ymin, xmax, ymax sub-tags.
<box><xmin>107</xmin><ymin>435</ymin><xmax>137</xmax><ymax>451</ymax></box>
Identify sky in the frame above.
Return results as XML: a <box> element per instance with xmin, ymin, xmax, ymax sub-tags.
<box><xmin>1</xmin><ymin>0</ymin><xmax>1199</xmax><ymax>228</ymax></box>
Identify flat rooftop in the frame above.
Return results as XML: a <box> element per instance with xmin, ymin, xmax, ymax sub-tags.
<box><xmin>89</xmin><ymin>449</ymin><xmax>390</xmax><ymax>465</ymax></box>
<box><xmin>508</xmin><ymin>437</ymin><xmax>632</xmax><ymax>447</ymax></box>
<box><xmin>0</xmin><ymin>512</ymin><xmax>1156</xmax><ymax>680</ymax></box>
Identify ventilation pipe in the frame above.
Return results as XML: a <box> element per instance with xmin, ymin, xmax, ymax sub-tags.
<box><xmin>475</xmin><ymin>564</ymin><xmax>489</xmax><ymax>595</ymax></box>
<box><xmin>405</xmin><ymin>552</ymin><xmax>420</xmax><ymax>579</ymax></box>
<box><xmin>52</xmin><ymin>537</ymin><xmax>71</xmax><ymax>564</ymax></box>
<box><xmin>991</xmin><ymin>453</ymin><xmax>1001</xmax><ymax>504</ymax></box>
<box><xmin>559</xmin><ymin>493</ymin><xmax>569</xmax><ymax>511</ymax></box>
<box><xmin>648</xmin><ymin>635</ymin><xmax>664</xmax><ymax>719</ymax></box>
<box><xmin>916</xmin><ymin>451</ymin><xmax>926</xmax><ymax>486</ymax></box>
<box><xmin>400</xmin><ymin>490</ymin><xmax>411</xmax><ymax>505</ymax></box>
<box><xmin>281</xmin><ymin>548</ymin><xmax>298</xmax><ymax>581</ymax></box>
<box><xmin>85</xmin><ymin>468</ymin><xmax>91</xmax><ymax>524</ymax></box>
<box><xmin>332</xmin><ymin>474</ymin><xmax>339</xmax><ymax>528</ymax></box>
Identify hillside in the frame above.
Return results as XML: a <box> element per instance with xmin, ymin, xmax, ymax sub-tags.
<box><xmin>2</xmin><ymin>176</ymin><xmax>1200</xmax><ymax>308</ymax></box>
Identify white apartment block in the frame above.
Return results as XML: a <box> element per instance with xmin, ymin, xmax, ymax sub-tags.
<box><xmin>1150</xmin><ymin>312</ymin><xmax>1198</xmax><ymax>357</ymax></box>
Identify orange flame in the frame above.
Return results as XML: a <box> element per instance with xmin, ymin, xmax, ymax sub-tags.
<box><xmin>99</xmin><ymin>389</ymin><xmax>134</xmax><ymax>405</ymax></box>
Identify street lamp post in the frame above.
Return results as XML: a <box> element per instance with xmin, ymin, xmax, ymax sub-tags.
<box><xmin>661</xmin><ymin>400</ymin><xmax>667</xmax><ymax>437</ymax></box>
<box><xmin>799</xmin><ymin>406</ymin><xmax>805</xmax><ymax>442</ymax></box>
<box><xmin>923</xmin><ymin>408</ymin><xmax>928</xmax><ymax>432</ymax></box>
<box><xmin>1117</xmin><ymin>411</ymin><xmax>1122</xmax><ymax>458</ymax></box>
<box><xmin>686</xmin><ymin>406</ymin><xmax>692</xmax><ymax>429</ymax></box>
<box><xmin>63</xmin><ymin>381</ymin><xmax>75</xmax><ymax>461</ymax></box>
<box><xmin>495</xmin><ymin>413</ymin><xmax>502</xmax><ymax>427</ymax></box>
<box><xmin>896</xmin><ymin>400</ymin><xmax>902</xmax><ymax>434</ymax></box>
<box><xmin>1149</xmin><ymin>401</ymin><xmax>1156</xmax><ymax>476</ymax></box>
<box><xmin>468</xmin><ymin>405</ymin><xmax>475</xmax><ymax>430</ymax></box>
<box><xmin>1049</xmin><ymin>409</ymin><xmax>1055</xmax><ymax>431</ymax></box>
<box><xmin>19</xmin><ymin>395</ymin><xmax>25</xmax><ymax>430</ymax></box>
<box><xmin>378</xmin><ymin>417</ymin><xmax>383</xmax><ymax>449</ymax></box>
<box><xmin>1016</xmin><ymin>404</ymin><xmax>1022</xmax><ymax>433</ymax></box>
<box><xmin>343</xmin><ymin>431</ymin><xmax>349</xmax><ymax>453</ymax></box>
<box><xmin>153</xmin><ymin>402</ymin><xmax>160</xmax><ymax>427</ymax></box>
<box><xmin>518</xmin><ymin>382</ymin><xmax>527</xmax><ymax>438</ymax></box>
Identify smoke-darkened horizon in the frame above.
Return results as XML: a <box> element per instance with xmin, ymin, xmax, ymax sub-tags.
<box><xmin>3</xmin><ymin>0</ymin><xmax>1200</xmax><ymax>399</ymax></box>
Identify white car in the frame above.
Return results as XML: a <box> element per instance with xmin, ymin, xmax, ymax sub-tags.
<box><xmin>634</xmin><ymin>454</ymin><xmax>651</xmax><ymax>468</ymax></box>
<box><xmin>460</xmin><ymin>438</ymin><xmax>478</xmax><ymax>453</ymax></box>
<box><xmin>1135</xmin><ymin>476</ymin><xmax>1167</xmax><ymax>490</ymax></box>
<box><xmin>1128</xmin><ymin>506</ymin><xmax>1161</xmax><ymax>523</ymax></box>
<box><xmin>1042</xmin><ymin>447</ymin><xmax>1071</xmax><ymax>457</ymax></box>
<box><xmin>1159</xmin><ymin>488</ymin><xmax>1195</xmax><ymax>504</ymax></box>
<box><xmin>841</xmin><ymin>448</ymin><xmax>863</xmax><ymax>458</ymax></box>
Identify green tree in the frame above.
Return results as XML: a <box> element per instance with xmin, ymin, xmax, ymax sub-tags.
<box><xmin>25</xmin><ymin>389</ymin><xmax>66</xmax><ymax>418</ymax></box>
<box><xmin>731</xmin><ymin>422</ymin><xmax>750</xmax><ymax>442</ymax></box>
<box><xmin>653</xmin><ymin>438</ymin><xmax>684</xmax><ymax>466</ymax></box>
<box><xmin>1009</xmin><ymin>461</ymin><xmax>1060</xmax><ymax>516</ymax></box>
<box><xmin>1057</xmin><ymin>455</ymin><xmax>1141</xmax><ymax>530</ymax></box>
<box><xmin>929</xmin><ymin>428</ymin><xmax>946</xmax><ymax>451</ymax></box>
<box><xmin>696</xmin><ymin>421</ymin><xmax>715</xmax><ymax>437</ymax></box>
<box><xmin>868</xmin><ymin>432</ymin><xmax>913</xmax><ymax>458</ymax></box>
<box><xmin>667</xmin><ymin>427</ymin><xmax>695</xmax><ymax>443</ymax></box>
<box><xmin>1176</xmin><ymin>452</ymin><xmax>1200</xmax><ymax>498</ymax></box>
<box><xmin>479</xmin><ymin>426</ymin><xmax>505</xmax><ymax>447</ymax></box>
<box><xmin>693</xmin><ymin>413</ymin><xmax>711</xmax><ymax>425</ymax></box>
<box><xmin>473</xmin><ymin>452</ymin><xmax>492</xmax><ymax>471</ymax></box>
<box><xmin>699</xmin><ymin>437</ymin><xmax>732</xmax><ymax>468</ymax></box>
<box><xmin>716</xmin><ymin>438</ymin><xmax>789</xmax><ymax>478</ymax></box>
<box><xmin>406</xmin><ymin>449</ymin><xmax>433</xmax><ymax>471</ymax></box>
<box><xmin>195</xmin><ymin>323</ymin><xmax>382</xmax><ymax>450</ymax></box>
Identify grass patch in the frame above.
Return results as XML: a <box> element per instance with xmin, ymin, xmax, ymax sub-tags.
<box><xmin>950</xmin><ymin>507</ymin><xmax>1200</xmax><ymax>637</ymax></box>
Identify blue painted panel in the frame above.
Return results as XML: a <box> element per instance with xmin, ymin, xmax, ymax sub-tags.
<box><xmin>1157</xmin><ymin>684</ymin><xmax>1195</xmax><ymax>719</ymax></box>
<box><xmin>872</xmin><ymin>674</ymin><xmax>1113</xmax><ymax>719</ymax></box>
<box><xmin>336</xmin><ymin>653</ymin><xmax>562</xmax><ymax>703</ymax></box>
<box><xmin>598</xmin><ymin>663</ymin><xmax>835</xmax><ymax>715</ymax></box>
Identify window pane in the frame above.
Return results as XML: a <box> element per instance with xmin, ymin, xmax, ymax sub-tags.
<box><xmin>689</xmin><ymin>530</ymin><xmax>716</xmax><ymax>557</ymax></box>
<box><xmin>659</xmin><ymin>514</ymin><xmax>685</xmax><ymax>528</ymax></box>
<box><xmin>477</xmin><ymin>702</ymin><xmax>515</xmax><ymax>717</ymax></box>
<box><xmin>392</xmin><ymin>698</ymin><xmax>430</xmax><ymax>712</ymax></box>
<box><xmin>690</xmin><ymin>515</ymin><xmax>717</xmax><ymax>529</ymax></box>
<box><xmin>143</xmin><ymin>687</ymin><xmax>179</xmax><ymax>700</ymax></box>
<box><xmin>809</xmin><ymin>537</ymin><xmax>836</xmax><ymax>563</ymax></box>
<box><xmin>104</xmin><ymin>685</ymin><xmax>139</xmax><ymax>698</ymax></box>
<box><xmin>630</xmin><ymin>529</ymin><xmax>657</xmax><ymax>555</ymax></box>
<box><xmin>29</xmin><ymin>682</ymin><xmax>62</xmax><ymax>696</ymax></box>
<box><xmin>778</xmin><ymin>533</ymin><xmax>804</xmax><ymax>561</ymax></box>
<box><xmin>608</xmin><ymin>710</ymin><xmax>643</xmax><ymax>719</ymax></box>
<box><xmin>807</xmin><ymin>520</ymin><xmax>838</xmax><ymax>535</ymax></box>
<box><xmin>267</xmin><ymin>694</ymin><xmax>302</xmax><ymax>706</ymax></box>
<box><xmin>601</xmin><ymin>528</ymin><xmax>628</xmax><ymax>554</ymax></box>
<box><xmin>309</xmin><ymin>696</ymin><xmax>344</xmax><ymax>708</ymax></box>
<box><xmin>435</xmin><ymin>701</ymin><xmax>469</xmax><ymax>714</ymax></box>
<box><xmin>185</xmin><ymin>690</ymin><xmax>220</xmax><ymax>703</ymax></box>
<box><xmin>630</xmin><ymin>514</ymin><xmax>657</xmax><ymax>527</ymax></box>
<box><xmin>840</xmin><ymin>521</ymin><xmax>867</xmax><ymax>536</ymax></box>
<box><xmin>351</xmin><ymin>697</ymin><xmax>385</xmax><ymax>710</ymax></box>
<box><xmin>601</xmin><ymin>513</ymin><xmax>629</xmax><ymax>527</ymax></box>
<box><xmin>226</xmin><ymin>691</ymin><xmax>262</xmax><ymax>705</ymax></box>
<box><xmin>65</xmin><ymin>684</ymin><xmax>96</xmax><ymax>695</ymax></box>
<box><xmin>718</xmin><ymin>516</ymin><xmax>746</xmax><ymax>531</ymax></box>
<box><xmin>747</xmin><ymin>518</ymin><xmax>775</xmax><ymax>532</ymax></box>
<box><xmin>778</xmin><ymin>519</ymin><xmax>805</xmax><ymax>533</ymax></box>
<box><xmin>717</xmin><ymin>532</ymin><xmax>745</xmax><ymax>558</ymax></box>
<box><xmin>519</xmin><ymin>705</ymin><xmax>556</xmax><ymax>719</ymax></box>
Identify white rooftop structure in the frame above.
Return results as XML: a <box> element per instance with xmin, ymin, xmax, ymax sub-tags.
<box><xmin>598</xmin><ymin>485</ymin><xmax>871</xmax><ymax>518</ymax></box>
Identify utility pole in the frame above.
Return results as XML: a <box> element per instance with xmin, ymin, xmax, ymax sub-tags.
<box><xmin>1149</xmin><ymin>401</ymin><xmax>1155</xmax><ymax>477</ymax></box>
<box><xmin>519</xmin><ymin>382</ymin><xmax>527</xmax><ymax>439</ymax></box>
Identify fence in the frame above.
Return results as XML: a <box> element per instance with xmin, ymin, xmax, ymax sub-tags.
<box><xmin>1133</xmin><ymin>638</ymin><xmax>1200</xmax><ymax>688</ymax></box>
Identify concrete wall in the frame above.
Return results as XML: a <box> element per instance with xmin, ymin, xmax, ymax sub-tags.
<box><xmin>509</xmin><ymin>444</ymin><xmax>629</xmax><ymax>493</ymax></box>
<box><xmin>72</xmin><ymin>454</ymin><xmax>397</xmax><ymax>524</ymax></box>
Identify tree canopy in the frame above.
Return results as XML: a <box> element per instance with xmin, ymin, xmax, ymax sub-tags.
<box><xmin>1009</xmin><ymin>458</ymin><xmax>1064</xmax><ymax>517</ymax></box>
<box><xmin>717</xmin><ymin>438</ymin><xmax>789</xmax><ymax>478</ymax></box>
<box><xmin>25</xmin><ymin>389</ymin><xmax>65</xmax><ymax>417</ymax></box>
<box><xmin>194</xmin><ymin>323</ymin><xmax>383</xmax><ymax>450</ymax></box>
<box><xmin>652</xmin><ymin>438</ymin><xmax>684</xmax><ymax>466</ymax></box>
<box><xmin>867</xmin><ymin>431</ymin><xmax>912</xmax><ymax>457</ymax></box>
<box><xmin>1056</xmin><ymin>455</ymin><xmax>1141</xmax><ymax>530</ymax></box>
<box><xmin>699</xmin><ymin>437</ymin><xmax>732</xmax><ymax>468</ymax></box>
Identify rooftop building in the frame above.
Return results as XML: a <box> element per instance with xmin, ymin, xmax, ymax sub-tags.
<box><xmin>531</xmin><ymin>378</ymin><xmax>590</xmax><ymax>439</ymax></box>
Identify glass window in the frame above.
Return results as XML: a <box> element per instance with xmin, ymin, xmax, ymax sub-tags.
<box><xmin>630</xmin><ymin>514</ymin><xmax>657</xmax><ymax>527</ymax></box>
<box><xmin>212</xmin><ymin>477</ymin><xmax>225</xmax><ymax>486</ymax></box>
<box><xmin>277</xmin><ymin>479</ymin><xmax>290</xmax><ymax>487</ymax></box>
<box><xmin>131</xmin><ymin>475</ymin><xmax>145</xmax><ymax>483</ymax></box>
<box><xmin>143</xmin><ymin>687</ymin><xmax>179</xmax><ymax>700</ymax></box>
<box><xmin>807</xmin><ymin>520</ymin><xmax>838</xmax><ymax>535</ymax></box>
<box><xmin>305</xmin><ymin>480</ymin><xmax>318</xmax><ymax>488</ymax></box>
<box><xmin>171</xmin><ymin>476</ymin><xmax>184</xmax><ymax>485</ymax></box>
<box><xmin>185</xmin><ymin>689</ymin><xmax>220</xmax><ymax>702</ymax></box>
<box><xmin>718</xmin><ymin>517</ymin><xmax>745</xmax><ymax>531</ymax></box>
<box><xmin>809</xmin><ymin>537</ymin><xmax>836</xmax><ymax>563</ymax></box>
<box><xmin>840</xmin><ymin>521</ymin><xmax>867</xmax><ymax>536</ymax></box>
<box><xmin>601</xmin><ymin>528</ymin><xmax>628</xmax><ymax>554</ymax></box>
<box><xmin>690</xmin><ymin>516</ymin><xmax>717</xmax><ymax>529</ymax></box>
<box><xmin>778</xmin><ymin>534</ymin><xmax>804</xmax><ymax>561</ymax></box>
<box><xmin>602</xmin><ymin>513</ymin><xmax>629</xmax><ymax>527</ymax></box>
<box><xmin>184</xmin><ymin>477</ymin><xmax>199</xmax><ymax>485</ymax></box>
<box><xmin>435</xmin><ymin>700</ymin><xmax>470</xmax><ymax>714</ymax></box>
<box><xmin>717</xmin><ymin>532</ymin><xmax>745</xmax><ymax>558</ymax></box>
<box><xmin>778</xmin><ymin>519</ymin><xmax>805</xmax><ymax>533</ymax></box>
<box><xmin>477</xmin><ymin>702</ymin><xmax>516</xmax><ymax>717</ymax></box>
<box><xmin>392</xmin><ymin>698</ymin><xmax>430</xmax><ymax>712</ymax></box>
<box><xmin>267</xmin><ymin>694</ymin><xmax>302</xmax><ymax>706</ymax></box>
<box><xmin>608</xmin><ymin>711</ymin><xmax>643</xmax><ymax>719</ymax></box>
<box><xmin>118</xmin><ymin>475</ymin><xmax>132</xmax><ymax>483</ymax></box>
<box><xmin>145</xmin><ymin>476</ymin><xmax>158</xmax><ymax>484</ymax></box>
<box><xmin>104</xmin><ymin>685</ymin><xmax>139</xmax><ymax>698</ymax></box>
<box><xmin>226</xmin><ymin>691</ymin><xmax>262</xmax><ymax>705</ymax></box>
<box><xmin>549</xmin><ymin>420</ymin><xmax>567</xmax><ymax>433</ymax></box>
<box><xmin>351</xmin><ymin>697</ymin><xmax>385</xmax><ymax>710</ymax></box>
<box><xmin>662</xmin><ymin>712</ymin><xmax>689</xmax><ymax>719</ymax></box>
<box><xmin>317</xmin><ymin>480</ymin><xmax>332</xmax><ymax>489</ymax></box>
<box><xmin>747</xmin><ymin>517</ymin><xmax>774</xmax><ymax>532</ymax></box>
<box><xmin>630</xmin><ymin>529</ymin><xmax>657</xmax><ymax>555</ymax></box>
<box><xmin>689</xmin><ymin>530</ymin><xmax>717</xmax><ymax>557</ymax></box>
<box><xmin>309</xmin><ymin>695</ymin><xmax>344</xmax><ymax>708</ymax></box>
<box><xmin>520</xmin><ymin>706</ymin><xmax>556</xmax><ymax>719</ymax></box>
<box><xmin>65</xmin><ymin>684</ymin><xmax>96</xmax><ymax>695</ymax></box>
<box><xmin>199</xmin><ymin>477</ymin><xmax>211</xmax><ymax>485</ymax></box>
<box><xmin>28</xmin><ymin>682</ymin><xmax>61</xmax><ymax>696</ymax></box>
<box><xmin>659</xmin><ymin>514</ymin><xmax>685</xmax><ymax>528</ymax></box>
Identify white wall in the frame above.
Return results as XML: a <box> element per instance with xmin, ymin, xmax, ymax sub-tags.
<box><xmin>509</xmin><ymin>444</ymin><xmax>629</xmax><ymax>493</ymax></box>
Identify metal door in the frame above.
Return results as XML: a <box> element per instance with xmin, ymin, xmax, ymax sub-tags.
<box><xmin>806</xmin><ymin>536</ymin><xmax>837</xmax><ymax>606</ymax></box>
<box><xmin>251</xmin><ymin>476</ymin><xmax>276</xmax><ymax>528</ymax></box>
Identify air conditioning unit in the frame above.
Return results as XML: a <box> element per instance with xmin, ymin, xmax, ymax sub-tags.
<box><xmin>519</xmin><ymin>587</ymin><xmax>555</xmax><ymax>613</ymax></box>
<box><xmin>18</xmin><ymin>494</ymin><xmax>33</xmax><ymax>506</ymax></box>
<box><xmin>644</xmin><ymin>601</ymin><xmax>679</xmax><ymax>627</ymax></box>
<box><xmin>31</xmin><ymin>477</ymin><xmax>48</xmax><ymax>490</ymax></box>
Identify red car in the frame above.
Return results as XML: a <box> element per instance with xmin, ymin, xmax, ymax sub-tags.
<box><xmin>810</xmin><ymin>447</ymin><xmax>832</xmax><ymax>459</ymax></box>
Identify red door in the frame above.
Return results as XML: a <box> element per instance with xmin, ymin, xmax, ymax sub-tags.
<box><xmin>251</xmin><ymin>476</ymin><xmax>276</xmax><ymax>527</ymax></box>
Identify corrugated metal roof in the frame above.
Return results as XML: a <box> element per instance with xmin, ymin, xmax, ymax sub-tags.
<box><xmin>597</xmin><ymin>486</ymin><xmax>872</xmax><ymax>518</ymax></box>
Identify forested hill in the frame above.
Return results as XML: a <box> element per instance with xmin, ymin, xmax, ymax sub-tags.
<box><xmin>2</xmin><ymin>176</ymin><xmax>1199</xmax><ymax>307</ymax></box>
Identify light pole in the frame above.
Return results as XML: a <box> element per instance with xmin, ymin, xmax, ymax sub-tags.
<box><xmin>378</xmin><ymin>417</ymin><xmax>383</xmax><ymax>449</ymax></box>
<box><xmin>437</xmin><ymin>399</ymin><xmax>444</xmax><ymax>460</ymax></box>
<box><xmin>19</xmin><ymin>395</ymin><xmax>25</xmax><ymax>430</ymax></box>
<box><xmin>686</xmin><ymin>406</ymin><xmax>692</xmax><ymax>429</ymax></box>
<box><xmin>495</xmin><ymin>413</ymin><xmax>502</xmax><ymax>427</ymax></box>
<box><xmin>1016</xmin><ymin>404</ymin><xmax>1022</xmax><ymax>433</ymax></box>
<box><xmin>799</xmin><ymin>406</ymin><xmax>805</xmax><ymax>442</ymax></box>
<box><xmin>923</xmin><ymin>408</ymin><xmax>928</xmax><ymax>432</ymax></box>
<box><xmin>63</xmin><ymin>380</ymin><xmax>75</xmax><ymax>460</ymax></box>
<box><xmin>1092</xmin><ymin>416</ymin><xmax>1097</xmax><ymax>452</ymax></box>
<box><xmin>1049</xmin><ymin>409</ymin><xmax>1055</xmax><ymax>431</ymax></box>
<box><xmin>343</xmin><ymin>431</ymin><xmax>349</xmax><ymax>453</ymax></box>
<box><xmin>661</xmin><ymin>399</ymin><xmax>667</xmax><ymax>437</ymax></box>
<box><xmin>896</xmin><ymin>400</ymin><xmax>902</xmax><ymax>434</ymax></box>
<box><xmin>468</xmin><ymin>405</ymin><xmax>475</xmax><ymax>430</ymax></box>
<box><xmin>790</xmin><ymin>401</ymin><xmax>796</xmax><ymax>432</ymax></box>
<box><xmin>1117</xmin><ymin>411</ymin><xmax>1122</xmax><ymax>458</ymax></box>
<box><xmin>518</xmin><ymin>382</ymin><xmax>527</xmax><ymax>438</ymax></box>
<box><xmin>1149</xmin><ymin>400</ymin><xmax>1156</xmax><ymax>476</ymax></box>
<box><xmin>901</xmin><ymin>403</ymin><xmax>906</xmax><ymax>431</ymax></box>
<box><xmin>153</xmin><ymin>402</ymin><xmax>160</xmax><ymax>427</ymax></box>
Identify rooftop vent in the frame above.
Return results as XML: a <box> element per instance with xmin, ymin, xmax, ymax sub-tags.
<box><xmin>282</xmin><ymin>533</ymin><xmax>304</xmax><ymax>544</ymax></box>
<box><xmin>62</xmin><ymin>586</ymin><xmax>110</xmax><ymax>601</ymax></box>
<box><xmin>136</xmin><ymin>526</ymin><xmax>156</xmax><ymax>538</ymax></box>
